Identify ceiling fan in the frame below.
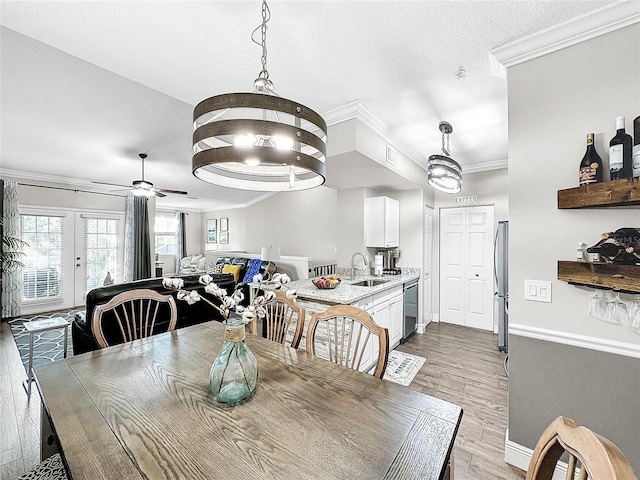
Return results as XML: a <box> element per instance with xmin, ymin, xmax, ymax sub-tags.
<box><xmin>94</xmin><ymin>153</ymin><xmax>188</xmax><ymax>198</ymax></box>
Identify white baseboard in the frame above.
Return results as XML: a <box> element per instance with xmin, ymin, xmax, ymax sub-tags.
<box><xmin>432</xmin><ymin>313</ymin><xmax>440</xmax><ymax>323</ymax></box>
<box><xmin>416</xmin><ymin>323</ymin><xmax>427</xmax><ymax>334</ymax></box>
<box><xmin>493</xmin><ymin>324</ymin><xmax>499</xmax><ymax>334</ymax></box>
<box><xmin>505</xmin><ymin>430</ymin><xmax>576</xmax><ymax>480</ymax></box>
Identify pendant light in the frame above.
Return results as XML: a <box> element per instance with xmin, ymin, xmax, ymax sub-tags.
<box><xmin>427</xmin><ymin>121</ymin><xmax>462</xmax><ymax>194</ymax></box>
<box><xmin>192</xmin><ymin>0</ymin><xmax>327</xmax><ymax>191</ymax></box>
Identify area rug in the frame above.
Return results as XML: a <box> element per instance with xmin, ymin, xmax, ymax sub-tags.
<box><xmin>383</xmin><ymin>350</ymin><xmax>427</xmax><ymax>386</ymax></box>
<box><xmin>8</xmin><ymin>310</ymin><xmax>82</xmax><ymax>374</ymax></box>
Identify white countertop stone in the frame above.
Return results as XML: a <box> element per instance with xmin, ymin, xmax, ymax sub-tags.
<box><xmin>288</xmin><ymin>271</ymin><xmax>420</xmax><ymax>305</ymax></box>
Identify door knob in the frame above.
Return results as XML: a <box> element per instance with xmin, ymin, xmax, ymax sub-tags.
<box><xmin>475</xmin><ymin>273</ymin><xmax>479</xmax><ymax>277</ymax></box>
<box><xmin>76</xmin><ymin>263</ymin><xmax>81</xmax><ymax>267</ymax></box>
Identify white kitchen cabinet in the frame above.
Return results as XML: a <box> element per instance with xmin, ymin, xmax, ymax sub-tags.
<box><xmin>389</xmin><ymin>292</ymin><xmax>404</xmax><ymax>348</ymax></box>
<box><xmin>365</xmin><ymin>196</ymin><xmax>399</xmax><ymax>248</ymax></box>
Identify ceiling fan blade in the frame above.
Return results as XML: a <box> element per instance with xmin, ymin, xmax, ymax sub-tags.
<box><xmin>154</xmin><ymin>190</ymin><xmax>167</xmax><ymax>198</ymax></box>
<box><xmin>155</xmin><ymin>188</ymin><xmax>189</xmax><ymax>195</ymax></box>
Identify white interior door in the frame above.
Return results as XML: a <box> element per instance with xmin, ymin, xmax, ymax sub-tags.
<box><xmin>423</xmin><ymin>206</ymin><xmax>434</xmax><ymax>325</ymax></box>
<box><xmin>439</xmin><ymin>205</ymin><xmax>494</xmax><ymax>331</ymax></box>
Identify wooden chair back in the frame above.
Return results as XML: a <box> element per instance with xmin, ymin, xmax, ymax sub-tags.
<box><xmin>526</xmin><ymin>416</ymin><xmax>637</xmax><ymax>480</ymax></box>
<box><xmin>91</xmin><ymin>289</ymin><xmax>178</xmax><ymax>349</ymax></box>
<box><xmin>306</xmin><ymin>305</ymin><xmax>389</xmax><ymax>378</ymax></box>
<box><xmin>263</xmin><ymin>290</ymin><xmax>305</xmax><ymax>348</ymax></box>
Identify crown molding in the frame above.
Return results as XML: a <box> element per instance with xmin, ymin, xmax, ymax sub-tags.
<box><xmin>0</xmin><ymin>168</ymin><xmax>98</xmax><ymax>187</ymax></box>
<box><xmin>490</xmin><ymin>0</ymin><xmax>640</xmax><ymax>72</ymax></box>
<box><xmin>463</xmin><ymin>159</ymin><xmax>508</xmax><ymax>174</ymax></box>
<box><xmin>322</xmin><ymin>101</ymin><xmax>426</xmax><ymax>167</ymax></box>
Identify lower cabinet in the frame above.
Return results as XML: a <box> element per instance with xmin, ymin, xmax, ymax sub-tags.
<box><xmin>352</xmin><ymin>285</ymin><xmax>404</xmax><ymax>373</ymax></box>
<box><xmin>388</xmin><ymin>292</ymin><xmax>403</xmax><ymax>348</ymax></box>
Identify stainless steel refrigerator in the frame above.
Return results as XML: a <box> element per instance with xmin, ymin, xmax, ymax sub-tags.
<box><xmin>494</xmin><ymin>221</ymin><xmax>509</xmax><ymax>353</ymax></box>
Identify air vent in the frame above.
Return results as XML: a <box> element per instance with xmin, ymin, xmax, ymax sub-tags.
<box><xmin>386</xmin><ymin>145</ymin><xmax>397</xmax><ymax>166</ymax></box>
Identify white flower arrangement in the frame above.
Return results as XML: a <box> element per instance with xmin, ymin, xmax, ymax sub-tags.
<box><xmin>163</xmin><ymin>273</ymin><xmax>296</xmax><ymax>325</ymax></box>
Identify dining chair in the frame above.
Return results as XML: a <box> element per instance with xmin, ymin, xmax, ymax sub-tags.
<box><xmin>91</xmin><ymin>289</ymin><xmax>178</xmax><ymax>348</ymax></box>
<box><xmin>526</xmin><ymin>416</ymin><xmax>637</xmax><ymax>480</ymax></box>
<box><xmin>262</xmin><ymin>290</ymin><xmax>305</xmax><ymax>348</ymax></box>
<box><xmin>306</xmin><ymin>305</ymin><xmax>389</xmax><ymax>378</ymax></box>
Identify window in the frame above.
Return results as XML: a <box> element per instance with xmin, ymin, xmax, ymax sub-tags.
<box><xmin>155</xmin><ymin>213</ymin><xmax>178</xmax><ymax>255</ymax></box>
<box><xmin>84</xmin><ymin>217</ymin><xmax>120</xmax><ymax>291</ymax></box>
<box><xmin>21</xmin><ymin>215</ymin><xmax>63</xmax><ymax>300</ymax></box>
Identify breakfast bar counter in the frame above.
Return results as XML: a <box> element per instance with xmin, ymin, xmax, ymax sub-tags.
<box><xmin>287</xmin><ymin>271</ymin><xmax>420</xmax><ymax>305</ymax></box>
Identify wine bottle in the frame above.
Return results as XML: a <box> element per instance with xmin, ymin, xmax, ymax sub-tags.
<box><xmin>609</xmin><ymin>116</ymin><xmax>633</xmax><ymax>179</ymax></box>
<box><xmin>579</xmin><ymin>133</ymin><xmax>603</xmax><ymax>186</ymax></box>
<box><xmin>587</xmin><ymin>242</ymin><xmax>624</xmax><ymax>258</ymax></box>
<box><xmin>601</xmin><ymin>228</ymin><xmax>640</xmax><ymax>244</ymax></box>
<box><xmin>633</xmin><ymin>116</ymin><xmax>640</xmax><ymax>178</ymax></box>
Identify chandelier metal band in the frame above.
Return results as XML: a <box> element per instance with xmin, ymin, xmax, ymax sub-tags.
<box><xmin>193</xmin><ymin>92</ymin><xmax>327</xmax><ymax>191</ymax></box>
<box><xmin>427</xmin><ymin>154</ymin><xmax>462</xmax><ymax>194</ymax></box>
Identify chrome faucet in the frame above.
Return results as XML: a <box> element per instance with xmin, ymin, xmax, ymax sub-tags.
<box><xmin>351</xmin><ymin>252</ymin><xmax>368</xmax><ymax>280</ymax></box>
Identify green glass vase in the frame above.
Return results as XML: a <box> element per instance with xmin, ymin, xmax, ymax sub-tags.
<box><xmin>209</xmin><ymin>318</ymin><xmax>258</xmax><ymax>405</ymax></box>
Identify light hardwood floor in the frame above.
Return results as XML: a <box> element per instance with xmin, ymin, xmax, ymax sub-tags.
<box><xmin>0</xmin><ymin>318</ymin><xmax>525</xmax><ymax>479</ymax></box>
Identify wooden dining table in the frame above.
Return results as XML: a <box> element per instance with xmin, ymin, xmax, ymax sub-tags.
<box><xmin>35</xmin><ymin>320</ymin><xmax>462</xmax><ymax>479</ymax></box>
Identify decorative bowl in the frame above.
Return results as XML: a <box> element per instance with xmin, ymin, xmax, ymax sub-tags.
<box><xmin>312</xmin><ymin>276</ymin><xmax>341</xmax><ymax>290</ymax></box>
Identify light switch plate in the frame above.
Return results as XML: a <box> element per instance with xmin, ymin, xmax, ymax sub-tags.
<box><xmin>524</xmin><ymin>279</ymin><xmax>552</xmax><ymax>303</ymax></box>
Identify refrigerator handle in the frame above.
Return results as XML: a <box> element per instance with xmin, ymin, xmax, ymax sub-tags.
<box><xmin>493</xmin><ymin>227</ymin><xmax>499</xmax><ymax>287</ymax></box>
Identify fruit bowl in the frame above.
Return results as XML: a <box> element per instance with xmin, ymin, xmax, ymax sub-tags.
<box><xmin>312</xmin><ymin>275</ymin><xmax>341</xmax><ymax>290</ymax></box>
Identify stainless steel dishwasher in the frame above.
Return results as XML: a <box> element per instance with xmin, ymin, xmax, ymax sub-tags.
<box><xmin>401</xmin><ymin>280</ymin><xmax>418</xmax><ymax>343</ymax></box>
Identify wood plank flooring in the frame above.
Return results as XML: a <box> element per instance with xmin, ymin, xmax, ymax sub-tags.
<box><xmin>0</xmin><ymin>318</ymin><xmax>525</xmax><ymax>479</ymax></box>
<box><xmin>398</xmin><ymin>323</ymin><xmax>525</xmax><ymax>480</ymax></box>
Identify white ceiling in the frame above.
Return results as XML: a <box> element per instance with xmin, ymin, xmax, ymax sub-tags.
<box><xmin>0</xmin><ymin>0</ymin><xmax>618</xmax><ymax>210</ymax></box>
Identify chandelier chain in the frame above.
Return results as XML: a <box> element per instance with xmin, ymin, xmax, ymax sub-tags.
<box><xmin>251</xmin><ymin>0</ymin><xmax>271</xmax><ymax>80</ymax></box>
<box><xmin>441</xmin><ymin>132</ymin><xmax>450</xmax><ymax>156</ymax></box>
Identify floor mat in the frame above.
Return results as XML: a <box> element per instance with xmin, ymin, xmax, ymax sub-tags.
<box><xmin>8</xmin><ymin>310</ymin><xmax>82</xmax><ymax>374</ymax></box>
<box><xmin>383</xmin><ymin>350</ymin><xmax>427</xmax><ymax>386</ymax></box>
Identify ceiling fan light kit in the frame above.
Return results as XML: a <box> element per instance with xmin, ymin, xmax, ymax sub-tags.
<box><xmin>192</xmin><ymin>0</ymin><xmax>327</xmax><ymax>192</ymax></box>
<box><xmin>427</xmin><ymin>121</ymin><xmax>463</xmax><ymax>194</ymax></box>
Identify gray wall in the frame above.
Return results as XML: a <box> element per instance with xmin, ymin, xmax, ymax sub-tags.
<box><xmin>509</xmin><ymin>335</ymin><xmax>640</xmax><ymax>471</ymax></box>
<box><xmin>507</xmin><ymin>23</ymin><xmax>640</xmax><ymax>472</ymax></box>
<box><xmin>203</xmin><ymin>185</ymin><xmax>338</xmax><ymax>268</ymax></box>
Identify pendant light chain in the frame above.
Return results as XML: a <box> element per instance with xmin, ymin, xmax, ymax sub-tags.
<box><xmin>252</xmin><ymin>0</ymin><xmax>271</xmax><ymax>81</ymax></box>
<box><xmin>441</xmin><ymin>131</ymin><xmax>450</xmax><ymax>157</ymax></box>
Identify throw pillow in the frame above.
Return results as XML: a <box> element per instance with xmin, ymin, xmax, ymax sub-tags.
<box><xmin>222</xmin><ymin>264</ymin><xmax>242</xmax><ymax>282</ymax></box>
<box><xmin>242</xmin><ymin>258</ymin><xmax>263</xmax><ymax>283</ymax></box>
<box><xmin>210</xmin><ymin>263</ymin><xmax>224</xmax><ymax>274</ymax></box>
<box><xmin>180</xmin><ymin>257</ymin><xmax>191</xmax><ymax>269</ymax></box>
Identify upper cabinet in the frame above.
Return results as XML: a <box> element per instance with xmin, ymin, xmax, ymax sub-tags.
<box><xmin>365</xmin><ymin>196</ymin><xmax>399</xmax><ymax>248</ymax></box>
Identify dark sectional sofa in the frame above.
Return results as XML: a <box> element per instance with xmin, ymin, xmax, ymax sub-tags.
<box><xmin>72</xmin><ymin>273</ymin><xmax>237</xmax><ymax>354</ymax></box>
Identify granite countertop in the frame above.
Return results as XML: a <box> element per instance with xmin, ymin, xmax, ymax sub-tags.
<box><xmin>288</xmin><ymin>271</ymin><xmax>420</xmax><ymax>305</ymax></box>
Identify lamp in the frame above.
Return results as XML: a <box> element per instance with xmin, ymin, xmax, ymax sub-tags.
<box><xmin>192</xmin><ymin>0</ymin><xmax>327</xmax><ymax>192</ymax></box>
<box><xmin>261</xmin><ymin>246</ymin><xmax>281</xmax><ymax>281</ymax></box>
<box><xmin>427</xmin><ymin>121</ymin><xmax>462</xmax><ymax>194</ymax></box>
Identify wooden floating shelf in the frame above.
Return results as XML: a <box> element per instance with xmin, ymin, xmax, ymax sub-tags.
<box><xmin>557</xmin><ymin>260</ymin><xmax>640</xmax><ymax>293</ymax></box>
<box><xmin>557</xmin><ymin>177</ymin><xmax>640</xmax><ymax>209</ymax></box>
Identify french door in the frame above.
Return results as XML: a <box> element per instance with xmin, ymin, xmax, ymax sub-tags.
<box><xmin>19</xmin><ymin>208</ymin><xmax>124</xmax><ymax>315</ymax></box>
<box><xmin>439</xmin><ymin>205</ymin><xmax>494</xmax><ymax>331</ymax></box>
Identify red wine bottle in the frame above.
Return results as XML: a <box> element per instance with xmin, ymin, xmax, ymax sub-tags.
<box><xmin>609</xmin><ymin>116</ymin><xmax>633</xmax><ymax>179</ymax></box>
<box><xmin>587</xmin><ymin>242</ymin><xmax>624</xmax><ymax>258</ymax></box>
<box><xmin>579</xmin><ymin>133</ymin><xmax>603</xmax><ymax>186</ymax></box>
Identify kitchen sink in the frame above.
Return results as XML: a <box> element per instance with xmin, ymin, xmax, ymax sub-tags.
<box><xmin>351</xmin><ymin>279</ymin><xmax>389</xmax><ymax>287</ymax></box>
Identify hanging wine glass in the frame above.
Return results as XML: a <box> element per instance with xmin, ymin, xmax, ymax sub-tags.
<box><xmin>603</xmin><ymin>291</ymin><xmax>628</xmax><ymax>325</ymax></box>
<box><xmin>627</xmin><ymin>295</ymin><xmax>640</xmax><ymax>324</ymax></box>
<box><xmin>629</xmin><ymin>299</ymin><xmax>640</xmax><ymax>335</ymax></box>
<box><xmin>586</xmin><ymin>289</ymin><xmax>607</xmax><ymax>321</ymax></box>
